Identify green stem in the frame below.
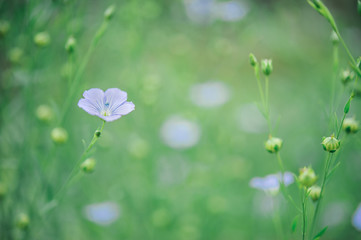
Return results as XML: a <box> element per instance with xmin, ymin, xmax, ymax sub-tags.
<box><xmin>276</xmin><ymin>152</ymin><xmax>302</xmax><ymax>212</ymax></box>
<box><xmin>58</xmin><ymin>20</ymin><xmax>109</xmax><ymax>126</ymax></box>
<box><xmin>329</xmin><ymin>43</ymin><xmax>338</xmax><ymax>118</ymax></box>
<box><xmin>254</xmin><ymin>64</ymin><xmax>266</xmax><ymax>111</ymax></box>
<box><xmin>309</xmin><ymin>153</ymin><xmax>333</xmax><ymax>239</ymax></box>
<box><xmin>41</xmin><ymin>121</ymin><xmax>105</xmax><ymax>213</ymax></box>
<box><xmin>302</xmin><ymin>187</ymin><xmax>308</xmax><ymax>240</ymax></box>
<box><xmin>336</xmin><ymin>112</ymin><xmax>346</xmax><ymax>139</ymax></box>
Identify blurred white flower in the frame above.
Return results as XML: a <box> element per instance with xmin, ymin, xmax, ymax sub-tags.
<box><xmin>184</xmin><ymin>0</ymin><xmax>215</xmax><ymax>24</ymax></box>
<box><xmin>190</xmin><ymin>81</ymin><xmax>230</xmax><ymax>108</ymax></box>
<box><xmin>84</xmin><ymin>202</ymin><xmax>120</xmax><ymax>226</ymax></box>
<box><xmin>214</xmin><ymin>1</ymin><xmax>248</xmax><ymax>22</ymax></box>
<box><xmin>160</xmin><ymin>116</ymin><xmax>201</xmax><ymax>149</ymax></box>
<box><xmin>250</xmin><ymin>172</ymin><xmax>294</xmax><ymax>195</ymax></box>
<box><xmin>183</xmin><ymin>0</ymin><xmax>248</xmax><ymax>24</ymax></box>
<box><xmin>236</xmin><ymin>103</ymin><xmax>268</xmax><ymax>133</ymax></box>
<box><xmin>352</xmin><ymin>203</ymin><xmax>361</xmax><ymax>231</ymax></box>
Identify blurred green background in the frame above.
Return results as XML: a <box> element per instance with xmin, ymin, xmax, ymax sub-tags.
<box><xmin>0</xmin><ymin>0</ymin><xmax>361</xmax><ymax>239</ymax></box>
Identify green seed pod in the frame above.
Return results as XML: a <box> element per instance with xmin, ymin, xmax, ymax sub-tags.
<box><xmin>0</xmin><ymin>182</ymin><xmax>7</xmax><ymax>199</ymax></box>
<box><xmin>265</xmin><ymin>136</ymin><xmax>283</xmax><ymax>153</ymax></box>
<box><xmin>34</xmin><ymin>32</ymin><xmax>51</xmax><ymax>47</ymax></box>
<box><xmin>261</xmin><ymin>59</ymin><xmax>273</xmax><ymax>76</ymax></box>
<box><xmin>36</xmin><ymin>105</ymin><xmax>54</xmax><ymax>123</ymax></box>
<box><xmin>65</xmin><ymin>36</ymin><xmax>76</xmax><ymax>53</ymax></box>
<box><xmin>342</xmin><ymin>117</ymin><xmax>359</xmax><ymax>134</ymax></box>
<box><xmin>0</xmin><ymin>20</ymin><xmax>10</xmax><ymax>37</ymax></box>
<box><xmin>249</xmin><ymin>53</ymin><xmax>257</xmax><ymax>67</ymax></box>
<box><xmin>358</xmin><ymin>0</ymin><xmax>361</xmax><ymax>16</ymax></box>
<box><xmin>299</xmin><ymin>167</ymin><xmax>317</xmax><ymax>188</ymax></box>
<box><xmin>340</xmin><ymin>69</ymin><xmax>355</xmax><ymax>85</ymax></box>
<box><xmin>309</xmin><ymin>185</ymin><xmax>321</xmax><ymax>202</ymax></box>
<box><xmin>81</xmin><ymin>158</ymin><xmax>96</xmax><ymax>173</ymax></box>
<box><xmin>104</xmin><ymin>5</ymin><xmax>116</xmax><ymax>20</ymax></box>
<box><xmin>51</xmin><ymin>127</ymin><xmax>68</xmax><ymax>144</ymax></box>
<box><xmin>8</xmin><ymin>47</ymin><xmax>23</xmax><ymax>64</ymax></box>
<box><xmin>321</xmin><ymin>134</ymin><xmax>340</xmax><ymax>153</ymax></box>
<box><xmin>330</xmin><ymin>31</ymin><xmax>339</xmax><ymax>45</ymax></box>
<box><xmin>16</xmin><ymin>213</ymin><xmax>30</xmax><ymax>229</ymax></box>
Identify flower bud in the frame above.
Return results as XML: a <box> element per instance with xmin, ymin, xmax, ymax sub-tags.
<box><xmin>81</xmin><ymin>158</ymin><xmax>96</xmax><ymax>173</ymax></box>
<box><xmin>65</xmin><ymin>36</ymin><xmax>76</xmax><ymax>53</ymax></box>
<box><xmin>261</xmin><ymin>59</ymin><xmax>273</xmax><ymax>76</ymax></box>
<box><xmin>321</xmin><ymin>134</ymin><xmax>340</xmax><ymax>153</ymax></box>
<box><xmin>104</xmin><ymin>5</ymin><xmax>115</xmax><ymax>20</ymax></box>
<box><xmin>0</xmin><ymin>20</ymin><xmax>10</xmax><ymax>37</ymax></box>
<box><xmin>8</xmin><ymin>47</ymin><xmax>23</xmax><ymax>64</ymax></box>
<box><xmin>36</xmin><ymin>105</ymin><xmax>54</xmax><ymax>123</ymax></box>
<box><xmin>16</xmin><ymin>213</ymin><xmax>30</xmax><ymax>229</ymax></box>
<box><xmin>342</xmin><ymin>117</ymin><xmax>359</xmax><ymax>134</ymax></box>
<box><xmin>299</xmin><ymin>167</ymin><xmax>317</xmax><ymax>188</ymax></box>
<box><xmin>357</xmin><ymin>57</ymin><xmax>361</xmax><ymax>71</ymax></box>
<box><xmin>340</xmin><ymin>69</ymin><xmax>355</xmax><ymax>85</ymax></box>
<box><xmin>309</xmin><ymin>185</ymin><xmax>321</xmax><ymax>202</ymax></box>
<box><xmin>265</xmin><ymin>136</ymin><xmax>283</xmax><ymax>153</ymax></box>
<box><xmin>0</xmin><ymin>182</ymin><xmax>7</xmax><ymax>199</ymax></box>
<box><xmin>249</xmin><ymin>53</ymin><xmax>257</xmax><ymax>67</ymax></box>
<box><xmin>34</xmin><ymin>32</ymin><xmax>51</xmax><ymax>47</ymax></box>
<box><xmin>95</xmin><ymin>130</ymin><xmax>101</xmax><ymax>137</ymax></box>
<box><xmin>51</xmin><ymin>127</ymin><xmax>68</xmax><ymax>144</ymax></box>
<box><xmin>330</xmin><ymin>31</ymin><xmax>339</xmax><ymax>45</ymax></box>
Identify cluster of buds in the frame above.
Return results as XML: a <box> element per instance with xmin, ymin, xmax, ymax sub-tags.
<box><xmin>265</xmin><ymin>136</ymin><xmax>283</xmax><ymax>153</ymax></box>
<box><xmin>321</xmin><ymin>134</ymin><xmax>340</xmax><ymax>153</ymax></box>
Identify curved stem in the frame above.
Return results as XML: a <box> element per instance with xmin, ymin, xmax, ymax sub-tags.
<box><xmin>41</xmin><ymin>121</ymin><xmax>105</xmax><ymax>214</ymax></box>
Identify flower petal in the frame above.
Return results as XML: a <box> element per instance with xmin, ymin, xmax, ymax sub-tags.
<box><xmin>113</xmin><ymin>101</ymin><xmax>135</xmax><ymax>116</ymax></box>
<box><xmin>78</xmin><ymin>99</ymin><xmax>101</xmax><ymax>116</ymax></box>
<box><xmin>104</xmin><ymin>88</ymin><xmax>127</xmax><ymax>112</ymax></box>
<box><xmin>98</xmin><ymin>114</ymin><xmax>122</xmax><ymax>122</ymax></box>
<box><xmin>82</xmin><ymin>88</ymin><xmax>105</xmax><ymax>111</ymax></box>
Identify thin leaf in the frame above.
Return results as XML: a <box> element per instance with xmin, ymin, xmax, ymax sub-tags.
<box><xmin>313</xmin><ymin>226</ymin><xmax>328</xmax><ymax>240</ymax></box>
<box><xmin>291</xmin><ymin>215</ymin><xmax>299</xmax><ymax>233</ymax></box>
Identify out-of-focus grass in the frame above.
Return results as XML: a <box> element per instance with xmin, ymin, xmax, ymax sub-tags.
<box><xmin>0</xmin><ymin>0</ymin><xmax>361</xmax><ymax>239</ymax></box>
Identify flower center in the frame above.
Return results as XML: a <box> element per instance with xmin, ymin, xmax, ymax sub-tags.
<box><xmin>100</xmin><ymin>109</ymin><xmax>111</xmax><ymax>116</ymax></box>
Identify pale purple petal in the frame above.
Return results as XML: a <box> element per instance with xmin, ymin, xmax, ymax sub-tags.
<box><xmin>113</xmin><ymin>102</ymin><xmax>135</xmax><ymax>116</ymax></box>
<box><xmin>104</xmin><ymin>88</ymin><xmax>127</xmax><ymax>112</ymax></box>
<box><xmin>78</xmin><ymin>99</ymin><xmax>101</xmax><ymax>116</ymax></box>
<box><xmin>97</xmin><ymin>114</ymin><xmax>122</xmax><ymax>122</ymax></box>
<box><xmin>352</xmin><ymin>204</ymin><xmax>361</xmax><ymax>231</ymax></box>
<box><xmin>82</xmin><ymin>88</ymin><xmax>105</xmax><ymax>111</ymax></box>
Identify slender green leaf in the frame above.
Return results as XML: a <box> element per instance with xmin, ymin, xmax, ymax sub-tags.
<box><xmin>313</xmin><ymin>226</ymin><xmax>328</xmax><ymax>240</ymax></box>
